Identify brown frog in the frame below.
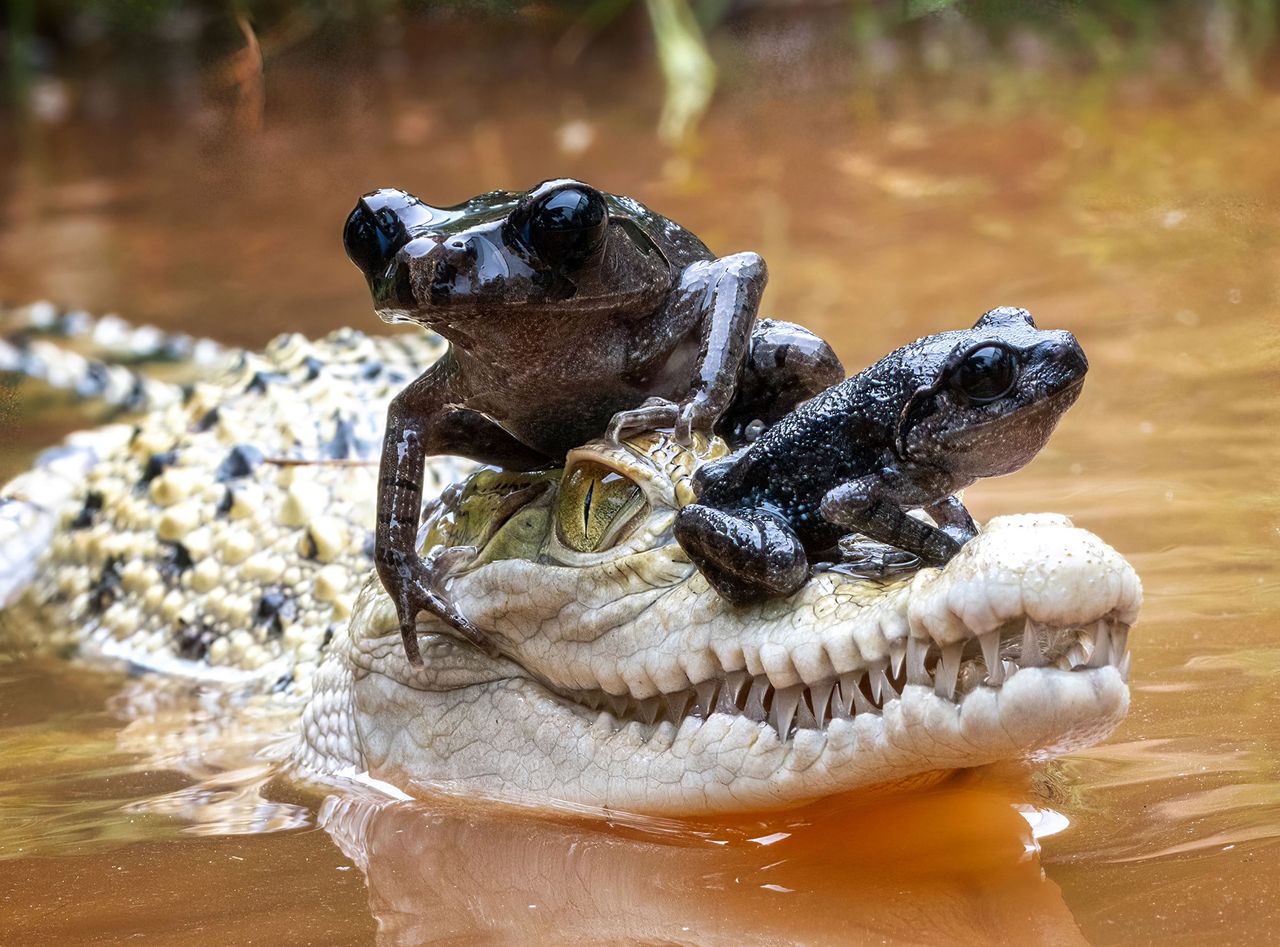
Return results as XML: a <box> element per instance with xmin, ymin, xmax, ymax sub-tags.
<box><xmin>343</xmin><ymin>179</ymin><xmax>842</xmax><ymax>663</ymax></box>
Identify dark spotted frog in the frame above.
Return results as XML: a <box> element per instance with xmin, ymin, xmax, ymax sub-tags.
<box><xmin>674</xmin><ymin>307</ymin><xmax>1088</xmax><ymax>603</ymax></box>
<box><xmin>343</xmin><ymin>179</ymin><xmax>842</xmax><ymax>662</ymax></box>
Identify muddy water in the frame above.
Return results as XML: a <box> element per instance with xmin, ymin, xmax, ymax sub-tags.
<box><xmin>1</xmin><ymin>16</ymin><xmax>1278</xmax><ymax>946</ymax></box>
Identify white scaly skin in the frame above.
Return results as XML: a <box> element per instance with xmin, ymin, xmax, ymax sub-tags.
<box><xmin>0</xmin><ymin>313</ymin><xmax>1140</xmax><ymax>815</ymax></box>
<box><xmin>1</xmin><ymin>324</ymin><xmax>470</xmax><ymax>687</ymax></box>
<box><xmin>296</xmin><ymin>434</ymin><xmax>1141</xmax><ymax>815</ymax></box>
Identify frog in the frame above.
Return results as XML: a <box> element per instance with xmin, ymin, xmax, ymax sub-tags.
<box><xmin>673</xmin><ymin>307</ymin><xmax>1089</xmax><ymax>603</ymax></box>
<box><xmin>342</xmin><ymin>179</ymin><xmax>844</xmax><ymax>663</ymax></box>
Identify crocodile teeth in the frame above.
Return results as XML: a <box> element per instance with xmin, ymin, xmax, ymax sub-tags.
<box><xmin>637</xmin><ymin>696</ymin><xmax>661</xmax><ymax>726</ymax></box>
<box><xmin>1119</xmin><ymin>650</ymin><xmax>1132</xmax><ymax>682</ymax></box>
<box><xmin>935</xmin><ymin>641</ymin><xmax>963</xmax><ymax>700</ymax></box>
<box><xmin>888</xmin><ymin>639</ymin><xmax>906</xmax><ymax>679</ymax></box>
<box><xmin>808</xmin><ymin>679</ymin><xmax>834</xmax><ymax>728</ymax></box>
<box><xmin>795</xmin><ymin>689</ymin><xmax>818</xmax><ymax>731</ymax></box>
<box><xmin>843</xmin><ymin>672</ymin><xmax>877</xmax><ymax>715</ymax></box>
<box><xmin>1086</xmin><ymin>620</ymin><xmax>1111</xmax><ymax>668</ymax></box>
<box><xmin>868</xmin><ymin>662</ymin><xmax>891</xmax><ymax>704</ymax></box>
<box><xmin>979</xmin><ymin>631</ymin><xmax>1003</xmax><ymax>685</ymax></box>
<box><xmin>665</xmin><ymin>690</ymin><xmax>692</xmax><ymax>723</ymax></box>
<box><xmin>1063</xmin><ymin>643</ymin><xmax>1088</xmax><ymax>670</ymax></box>
<box><xmin>716</xmin><ymin>671</ymin><xmax>750</xmax><ymax>713</ymax></box>
<box><xmin>743</xmin><ymin>677</ymin><xmax>770</xmax><ymax>722</ymax></box>
<box><xmin>833</xmin><ymin>672</ymin><xmax>857</xmax><ymax>718</ymax></box>
<box><xmin>1112</xmin><ymin>623</ymin><xmax>1130</xmax><ymax>661</ymax></box>
<box><xmin>906</xmin><ymin>637</ymin><xmax>930</xmax><ymax>685</ymax></box>
<box><xmin>693</xmin><ymin>679</ymin><xmax>719</xmax><ymax>718</ymax></box>
<box><xmin>771</xmin><ymin>685</ymin><xmax>802</xmax><ymax>739</ymax></box>
<box><xmin>1022</xmin><ymin>618</ymin><xmax>1046</xmax><ymax>668</ymax></box>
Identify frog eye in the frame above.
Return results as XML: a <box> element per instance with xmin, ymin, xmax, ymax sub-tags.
<box><xmin>952</xmin><ymin>345</ymin><xmax>1019</xmax><ymax>403</ymax></box>
<box><xmin>517</xmin><ymin>186</ymin><xmax>608</xmax><ymax>268</ymax></box>
<box><xmin>555</xmin><ymin>462</ymin><xmax>649</xmax><ymax>553</ymax></box>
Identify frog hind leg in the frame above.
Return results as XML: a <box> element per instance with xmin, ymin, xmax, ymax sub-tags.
<box><xmin>717</xmin><ymin>319</ymin><xmax>845</xmax><ymax>444</ymax></box>
<box><xmin>819</xmin><ymin>477</ymin><xmax>962</xmax><ymax>568</ymax></box>
<box><xmin>674</xmin><ymin>505</ymin><xmax>809</xmax><ymax>603</ymax></box>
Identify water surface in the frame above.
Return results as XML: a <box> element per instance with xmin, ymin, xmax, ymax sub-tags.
<box><xmin>1</xmin><ymin>15</ymin><xmax>1277</xmax><ymax>945</ymax></box>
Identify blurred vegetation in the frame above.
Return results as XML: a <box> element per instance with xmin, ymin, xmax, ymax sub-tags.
<box><xmin>5</xmin><ymin>0</ymin><xmax>1280</xmax><ymax>140</ymax></box>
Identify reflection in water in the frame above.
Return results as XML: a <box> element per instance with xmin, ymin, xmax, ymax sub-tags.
<box><xmin>319</xmin><ymin>780</ymin><xmax>1087</xmax><ymax>946</ymax></box>
<box><xmin>124</xmin><ymin>763</ymin><xmax>309</xmax><ymax>837</ymax></box>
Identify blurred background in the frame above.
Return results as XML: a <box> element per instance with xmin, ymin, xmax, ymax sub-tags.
<box><xmin>4</xmin><ymin>0</ymin><xmax>1278</xmax><ymax>344</ymax></box>
<box><xmin>2</xmin><ymin>3</ymin><xmax>1278</xmax><ymax>945</ymax></box>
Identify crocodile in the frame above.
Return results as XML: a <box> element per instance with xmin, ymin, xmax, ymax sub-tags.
<box><xmin>0</xmin><ymin>303</ymin><xmax>1140</xmax><ymax>815</ymax></box>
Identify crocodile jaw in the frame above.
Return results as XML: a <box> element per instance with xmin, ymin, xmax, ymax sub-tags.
<box><xmin>299</xmin><ymin>514</ymin><xmax>1140</xmax><ymax>815</ymax></box>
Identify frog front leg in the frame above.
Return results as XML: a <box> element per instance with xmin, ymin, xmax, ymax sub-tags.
<box><xmin>378</xmin><ymin>360</ymin><xmax>551</xmax><ymax>666</ymax></box>
<box><xmin>818</xmin><ymin>475</ymin><xmax>963</xmax><ymax>568</ymax></box>
<box><xmin>673</xmin><ymin>504</ymin><xmax>809</xmax><ymax>604</ymax></box>
<box><xmin>609</xmin><ymin>252</ymin><xmax>767</xmax><ymax>444</ymax></box>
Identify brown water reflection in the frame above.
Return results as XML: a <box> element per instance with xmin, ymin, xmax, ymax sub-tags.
<box><xmin>1</xmin><ymin>13</ymin><xmax>1278</xmax><ymax>946</ymax></box>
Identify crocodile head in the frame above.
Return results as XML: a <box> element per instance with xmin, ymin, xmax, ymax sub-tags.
<box><xmin>297</xmin><ymin>433</ymin><xmax>1141</xmax><ymax>815</ymax></box>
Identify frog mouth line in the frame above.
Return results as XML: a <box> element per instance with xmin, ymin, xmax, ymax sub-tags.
<box><xmin>539</xmin><ymin>615</ymin><xmax>1131</xmax><ymax>743</ymax></box>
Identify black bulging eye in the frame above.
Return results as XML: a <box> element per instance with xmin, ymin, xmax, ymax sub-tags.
<box><xmin>344</xmin><ymin>193</ymin><xmax>415</xmax><ymax>278</ymax></box>
<box><xmin>953</xmin><ymin>345</ymin><xmax>1018</xmax><ymax>403</ymax></box>
<box><xmin>516</xmin><ymin>187</ymin><xmax>608</xmax><ymax>268</ymax></box>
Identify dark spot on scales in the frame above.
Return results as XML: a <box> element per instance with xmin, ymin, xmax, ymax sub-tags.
<box><xmin>255</xmin><ymin>586</ymin><xmax>297</xmax><ymax>638</ymax></box>
<box><xmin>245</xmin><ymin>371</ymin><xmax>286</xmax><ymax>394</ymax></box>
<box><xmin>322</xmin><ymin>413</ymin><xmax>379</xmax><ymax>460</ymax></box>
<box><xmin>217</xmin><ymin>444</ymin><xmax>264</xmax><ymax>481</ymax></box>
<box><xmin>124</xmin><ymin>376</ymin><xmax>148</xmax><ymax>412</ymax></box>
<box><xmin>216</xmin><ymin>487</ymin><xmax>234</xmax><ymax>516</ymax></box>
<box><xmin>361</xmin><ymin>361</ymin><xmax>383</xmax><ymax>380</ymax></box>
<box><xmin>174</xmin><ymin>620</ymin><xmax>215</xmax><ymax>661</ymax></box>
<box><xmin>271</xmin><ymin>672</ymin><xmax>295</xmax><ymax>694</ymax></box>
<box><xmin>76</xmin><ymin>362</ymin><xmax>110</xmax><ymax>399</ymax></box>
<box><xmin>138</xmin><ymin>451</ymin><xmax>176</xmax><ymax>487</ymax></box>
<box><xmin>323</xmin><ymin>418</ymin><xmax>355</xmax><ymax>460</ymax></box>
<box><xmin>194</xmin><ymin>407</ymin><xmax>220</xmax><ymax>432</ymax></box>
<box><xmin>303</xmin><ymin>356</ymin><xmax>325</xmax><ymax>380</ymax></box>
<box><xmin>321</xmin><ymin>625</ymin><xmax>336</xmax><ymax>650</ymax></box>
<box><xmin>70</xmin><ymin>491</ymin><xmax>104</xmax><ymax>530</ymax></box>
<box><xmin>158</xmin><ymin>541</ymin><xmax>194</xmax><ymax>585</ymax></box>
<box><xmin>89</xmin><ymin>557</ymin><xmax>123</xmax><ymax>614</ymax></box>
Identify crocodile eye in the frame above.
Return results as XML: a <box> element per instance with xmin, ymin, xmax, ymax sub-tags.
<box><xmin>556</xmin><ymin>462</ymin><xmax>648</xmax><ymax>553</ymax></box>
<box><xmin>953</xmin><ymin>345</ymin><xmax>1018</xmax><ymax>403</ymax></box>
<box><xmin>516</xmin><ymin>186</ymin><xmax>608</xmax><ymax>268</ymax></box>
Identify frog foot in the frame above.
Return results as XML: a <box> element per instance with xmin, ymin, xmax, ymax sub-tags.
<box><xmin>396</xmin><ymin>543</ymin><xmax>491</xmax><ymax>666</ymax></box>
<box><xmin>605</xmin><ymin>397</ymin><xmax>680</xmax><ymax>445</ymax></box>
<box><xmin>673</xmin><ymin>393</ymin><xmax>725</xmax><ymax>446</ymax></box>
<box><xmin>673</xmin><ymin>505</ymin><xmax>809</xmax><ymax>603</ymax></box>
<box><xmin>819</xmin><ymin>538</ymin><xmax>921</xmax><ymax>579</ymax></box>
